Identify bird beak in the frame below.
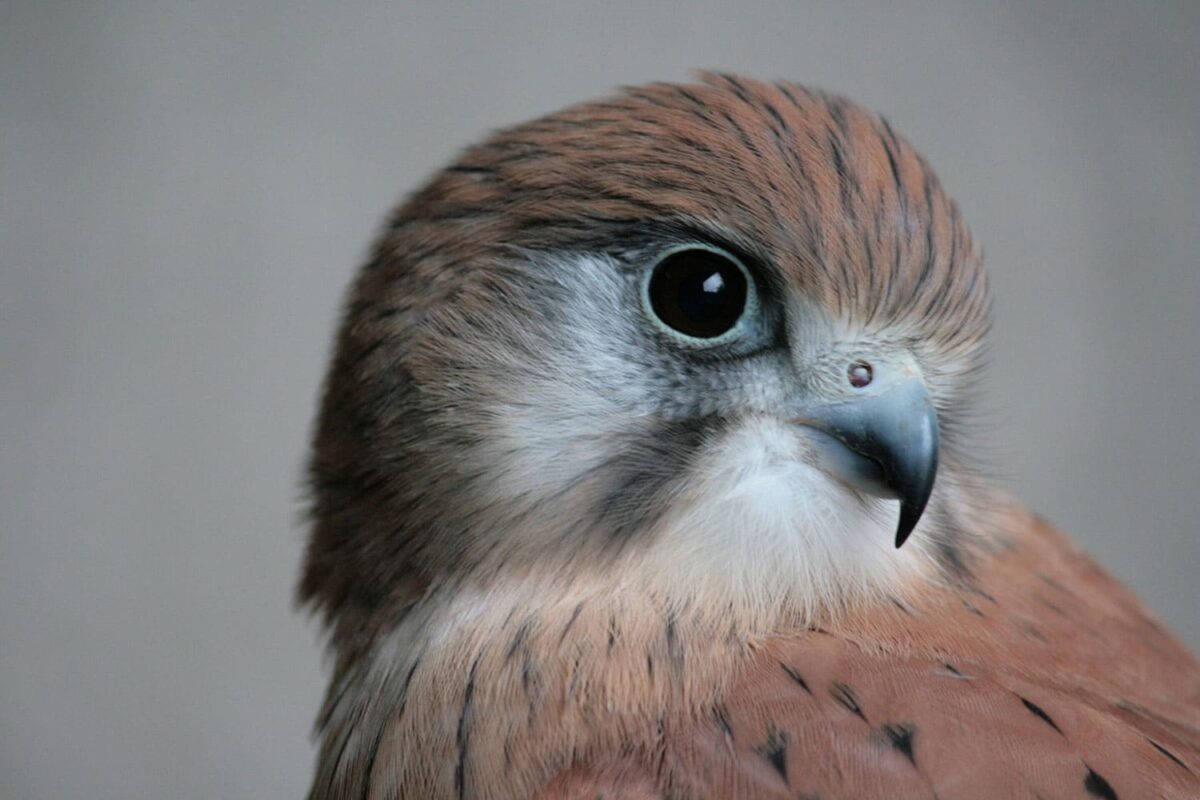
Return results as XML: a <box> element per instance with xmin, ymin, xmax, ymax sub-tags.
<box><xmin>797</xmin><ymin>368</ymin><xmax>939</xmax><ymax>549</ymax></box>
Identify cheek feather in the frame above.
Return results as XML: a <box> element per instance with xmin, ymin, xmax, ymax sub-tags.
<box><xmin>473</xmin><ymin>277</ymin><xmax>943</xmax><ymax>619</ymax></box>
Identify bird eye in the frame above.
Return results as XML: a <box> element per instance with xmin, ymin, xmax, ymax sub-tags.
<box><xmin>644</xmin><ymin>246</ymin><xmax>752</xmax><ymax>342</ymax></box>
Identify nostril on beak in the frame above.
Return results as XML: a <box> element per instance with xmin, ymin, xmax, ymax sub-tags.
<box><xmin>848</xmin><ymin>361</ymin><xmax>873</xmax><ymax>389</ymax></box>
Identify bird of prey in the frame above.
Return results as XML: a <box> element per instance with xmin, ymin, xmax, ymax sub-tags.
<box><xmin>299</xmin><ymin>74</ymin><xmax>1200</xmax><ymax>799</ymax></box>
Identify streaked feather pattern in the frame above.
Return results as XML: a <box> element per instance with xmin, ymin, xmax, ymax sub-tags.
<box><xmin>299</xmin><ymin>75</ymin><xmax>1199</xmax><ymax>799</ymax></box>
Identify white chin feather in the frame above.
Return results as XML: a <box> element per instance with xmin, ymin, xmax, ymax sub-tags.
<box><xmin>634</xmin><ymin>416</ymin><xmax>932</xmax><ymax>620</ymax></box>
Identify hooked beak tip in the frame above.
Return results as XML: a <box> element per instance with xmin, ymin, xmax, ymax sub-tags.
<box><xmin>895</xmin><ymin>502</ymin><xmax>922</xmax><ymax>549</ymax></box>
<box><xmin>799</xmin><ymin>369</ymin><xmax>939</xmax><ymax>550</ymax></box>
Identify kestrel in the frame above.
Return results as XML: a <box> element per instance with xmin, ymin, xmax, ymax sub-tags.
<box><xmin>299</xmin><ymin>74</ymin><xmax>1200</xmax><ymax>799</ymax></box>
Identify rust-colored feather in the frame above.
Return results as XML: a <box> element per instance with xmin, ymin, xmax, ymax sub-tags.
<box><xmin>666</xmin><ymin>507</ymin><xmax>1200</xmax><ymax>798</ymax></box>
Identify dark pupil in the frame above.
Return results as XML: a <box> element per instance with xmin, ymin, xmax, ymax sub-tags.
<box><xmin>648</xmin><ymin>250</ymin><xmax>748</xmax><ymax>339</ymax></box>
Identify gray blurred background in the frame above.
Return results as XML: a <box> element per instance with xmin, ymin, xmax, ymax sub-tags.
<box><xmin>2</xmin><ymin>2</ymin><xmax>1197</xmax><ymax>798</ymax></box>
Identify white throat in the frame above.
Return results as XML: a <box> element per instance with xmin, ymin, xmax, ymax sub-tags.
<box><xmin>626</xmin><ymin>415</ymin><xmax>936</xmax><ymax>625</ymax></box>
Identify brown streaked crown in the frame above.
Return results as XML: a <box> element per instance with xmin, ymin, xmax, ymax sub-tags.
<box><xmin>372</xmin><ymin>72</ymin><xmax>984</xmax><ymax>343</ymax></box>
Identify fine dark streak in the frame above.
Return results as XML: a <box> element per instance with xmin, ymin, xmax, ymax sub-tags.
<box><xmin>1039</xmin><ymin>572</ymin><xmax>1076</xmax><ymax>597</ymax></box>
<box><xmin>969</xmin><ymin>586</ymin><xmax>999</xmax><ymax>604</ymax></box>
<box><xmin>762</xmin><ymin>99</ymin><xmax>789</xmax><ymax>138</ymax></box>
<box><xmin>558</xmin><ymin>601</ymin><xmax>584</xmax><ymax>645</ymax></box>
<box><xmin>499</xmin><ymin>605</ymin><xmax>519</xmax><ymax>630</ymax></box>
<box><xmin>827</xmin><ymin>95</ymin><xmax>853</xmax><ymax>140</ymax></box>
<box><xmin>828</xmin><ymin>130</ymin><xmax>858</xmax><ymax>228</ymax></box>
<box><xmin>394</xmin><ymin>645</ymin><xmax>428</xmax><ymax>721</ymax></box>
<box><xmin>1019</xmin><ymin>697</ymin><xmax>1064</xmax><ymax>735</ymax></box>
<box><xmin>455</xmin><ymin>657</ymin><xmax>480</xmax><ymax>800</ymax></box>
<box><xmin>673</xmin><ymin>134</ymin><xmax>722</xmax><ymax>162</ymax></box>
<box><xmin>780</xmin><ymin>662</ymin><xmax>812</xmax><ymax>694</ymax></box>
<box><xmin>1148</xmin><ymin>738</ymin><xmax>1193</xmax><ymax>773</ymax></box>
<box><xmin>941</xmin><ymin>663</ymin><xmax>968</xmax><ymax>679</ymax></box>
<box><xmin>776</xmin><ymin>82</ymin><xmax>812</xmax><ymax>116</ymax></box>
<box><xmin>881</xmin><ymin>723</ymin><xmax>917</xmax><ymax>764</ymax></box>
<box><xmin>890</xmin><ymin>239</ymin><xmax>903</xmax><ymax>307</ymax></box>
<box><xmin>935</xmin><ymin>217</ymin><xmax>962</xmax><ymax>319</ymax></box>
<box><xmin>721</xmin><ymin>110</ymin><xmax>761</xmax><ymax>160</ymax></box>
<box><xmin>521</xmin><ymin>654</ymin><xmax>539</xmax><ymax>701</ymax></box>
<box><xmin>753</xmin><ymin>724</ymin><xmax>790</xmax><ymax>783</ymax></box>
<box><xmin>719</xmin><ymin>72</ymin><xmax>754</xmax><ymax>106</ymax></box>
<box><xmin>712</xmin><ymin>704</ymin><xmax>734</xmax><ymax>739</ymax></box>
<box><xmin>444</xmin><ymin>164</ymin><xmax>495</xmax><ymax>177</ymax></box>
<box><xmin>621</xmin><ymin>88</ymin><xmax>678</xmax><ymax>112</ymax></box>
<box><xmin>830</xmin><ymin>682</ymin><xmax>867</xmax><ymax>722</ymax></box>
<box><xmin>879</xmin><ymin>116</ymin><xmax>908</xmax><ymax>226</ymax></box>
<box><xmin>676</xmin><ymin>87</ymin><xmax>714</xmax><ymax>121</ymax></box>
<box><xmin>888</xmin><ymin>595</ymin><xmax>913</xmax><ymax>616</ymax></box>
<box><xmin>505</xmin><ymin>618</ymin><xmax>532</xmax><ymax>661</ymax></box>
<box><xmin>353</xmin><ymin>336</ymin><xmax>390</xmax><ymax>366</ymax></box>
<box><xmin>911</xmin><ymin>172</ymin><xmax>938</xmax><ymax>305</ymax></box>
<box><xmin>566</xmin><ymin>656</ymin><xmax>582</xmax><ymax>701</ymax></box>
<box><xmin>1083</xmin><ymin>766</ymin><xmax>1119</xmax><ymax>800</ymax></box>
<box><xmin>1038</xmin><ymin>596</ymin><xmax>1067</xmax><ymax>616</ymax></box>
<box><xmin>962</xmin><ymin>600</ymin><xmax>985</xmax><ymax>617</ymax></box>
<box><xmin>827</xmin><ymin>128</ymin><xmax>857</xmax><ymax>309</ymax></box>
<box><xmin>370</xmin><ymin>305</ymin><xmax>404</xmax><ymax>323</ymax></box>
<box><xmin>665</xmin><ymin>612</ymin><xmax>683</xmax><ymax>667</ymax></box>
<box><xmin>1018</xmin><ymin>621</ymin><xmax>1049</xmax><ymax>643</ymax></box>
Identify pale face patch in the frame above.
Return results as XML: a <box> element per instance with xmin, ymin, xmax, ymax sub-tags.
<box><xmin>460</xmin><ymin>251</ymin><xmax>939</xmax><ymax>622</ymax></box>
<box><xmin>482</xmin><ymin>391</ymin><xmax>935</xmax><ymax>626</ymax></box>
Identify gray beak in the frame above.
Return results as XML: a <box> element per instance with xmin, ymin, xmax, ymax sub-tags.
<box><xmin>801</xmin><ymin>371</ymin><xmax>939</xmax><ymax>548</ymax></box>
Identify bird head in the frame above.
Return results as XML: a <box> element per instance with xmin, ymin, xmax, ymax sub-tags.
<box><xmin>301</xmin><ymin>74</ymin><xmax>990</xmax><ymax>644</ymax></box>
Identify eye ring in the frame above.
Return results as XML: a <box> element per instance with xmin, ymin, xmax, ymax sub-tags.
<box><xmin>640</xmin><ymin>244</ymin><xmax>759</xmax><ymax>346</ymax></box>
